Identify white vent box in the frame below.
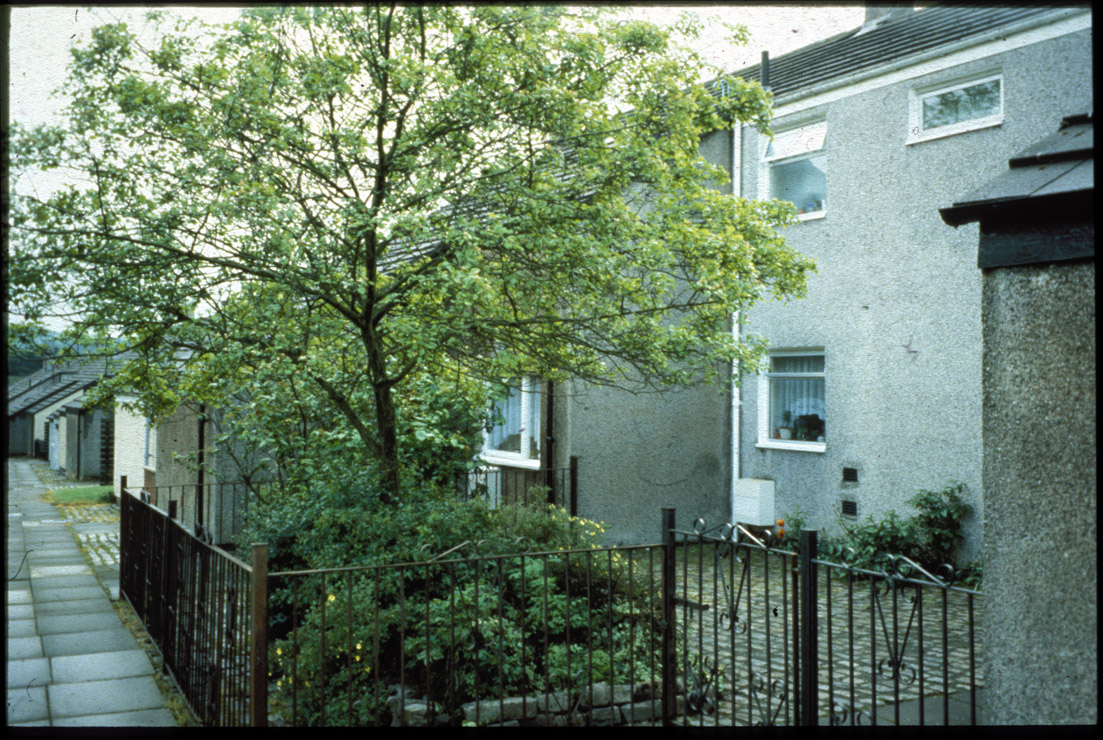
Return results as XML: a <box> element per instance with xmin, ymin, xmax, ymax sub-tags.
<box><xmin>732</xmin><ymin>478</ymin><xmax>776</xmax><ymax>526</ymax></box>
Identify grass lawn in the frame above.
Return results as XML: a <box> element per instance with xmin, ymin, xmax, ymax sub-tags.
<box><xmin>41</xmin><ymin>485</ymin><xmax>116</xmax><ymax>506</ymax></box>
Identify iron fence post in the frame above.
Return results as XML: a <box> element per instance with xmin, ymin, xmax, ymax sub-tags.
<box><xmin>250</xmin><ymin>544</ymin><xmax>269</xmax><ymax>727</ymax></box>
<box><xmin>661</xmin><ymin>507</ymin><xmax>676</xmax><ymax>727</ymax></box>
<box><xmin>799</xmin><ymin>529</ymin><xmax>819</xmax><ymax>726</ymax></box>
<box><xmin>569</xmin><ymin>456</ymin><xmax>579</xmax><ymax>517</ymax></box>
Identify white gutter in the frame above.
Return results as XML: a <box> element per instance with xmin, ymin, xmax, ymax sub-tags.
<box><xmin>772</xmin><ymin>8</ymin><xmax>1091</xmax><ymax>119</ymax></box>
<box><xmin>730</xmin><ymin>122</ymin><xmax>743</xmax><ymax>518</ymax></box>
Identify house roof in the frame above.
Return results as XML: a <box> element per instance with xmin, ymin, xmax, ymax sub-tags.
<box><xmin>7</xmin><ymin>352</ymin><xmax>137</xmax><ymax>417</ymax></box>
<box><xmin>717</xmin><ymin>5</ymin><xmax>1086</xmax><ymax>104</ymax></box>
<box><xmin>940</xmin><ymin>113</ymin><xmax>1093</xmax><ymax>226</ymax></box>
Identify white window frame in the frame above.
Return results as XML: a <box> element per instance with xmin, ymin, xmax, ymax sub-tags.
<box><xmin>143</xmin><ymin>417</ymin><xmax>156</xmax><ymax>470</ymax></box>
<box><xmin>482</xmin><ymin>376</ymin><xmax>542</xmax><ymax>470</ymax></box>
<box><xmin>759</xmin><ymin>120</ymin><xmax>827</xmax><ymax>222</ymax></box>
<box><xmin>907</xmin><ymin>72</ymin><xmax>1003</xmax><ymax>145</ymax></box>
<box><xmin>756</xmin><ymin>349</ymin><xmax>826</xmax><ymax>453</ymax></box>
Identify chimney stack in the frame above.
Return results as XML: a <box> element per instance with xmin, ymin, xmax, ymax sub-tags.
<box><xmin>864</xmin><ymin>4</ymin><xmax>913</xmax><ymax>26</ymax></box>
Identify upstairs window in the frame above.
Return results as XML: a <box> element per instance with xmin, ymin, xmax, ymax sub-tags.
<box><xmin>764</xmin><ymin>121</ymin><xmax>827</xmax><ymax>220</ymax></box>
<box><xmin>483</xmin><ymin>377</ymin><xmax>541</xmax><ymax>468</ymax></box>
<box><xmin>909</xmin><ymin>73</ymin><xmax>1003</xmax><ymax>143</ymax></box>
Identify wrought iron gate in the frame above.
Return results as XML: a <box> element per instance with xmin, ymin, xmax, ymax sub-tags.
<box><xmin>664</xmin><ymin>509</ymin><xmax>982</xmax><ymax>727</ymax></box>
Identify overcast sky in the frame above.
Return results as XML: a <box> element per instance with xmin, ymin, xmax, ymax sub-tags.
<box><xmin>9</xmin><ymin>4</ymin><xmax>867</xmax><ymax>129</ymax></box>
<box><xmin>7</xmin><ymin>5</ymin><xmax>867</xmax><ymax>332</ymax></box>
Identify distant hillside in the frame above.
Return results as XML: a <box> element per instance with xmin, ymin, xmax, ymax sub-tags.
<box><xmin>7</xmin><ymin>329</ymin><xmax>61</xmax><ymax>382</ymax></box>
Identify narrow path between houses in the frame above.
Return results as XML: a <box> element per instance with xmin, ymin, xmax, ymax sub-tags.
<box><xmin>6</xmin><ymin>458</ymin><xmax>181</xmax><ymax>727</ymax></box>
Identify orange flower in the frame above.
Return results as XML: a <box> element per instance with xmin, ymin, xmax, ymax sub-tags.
<box><xmin>776</xmin><ymin>519</ymin><xmax>784</xmax><ymax>527</ymax></box>
<box><xmin>777</xmin><ymin>528</ymin><xmax>786</xmax><ymax>538</ymax></box>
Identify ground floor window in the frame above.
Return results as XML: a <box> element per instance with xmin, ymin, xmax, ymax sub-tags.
<box><xmin>483</xmin><ymin>377</ymin><xmax>541</xmax><ymax>468</ymax></box>
<box><xmin>758</xmin><ymin>351</ymin><xmax>826</xmax><ymax>452</ymax></box>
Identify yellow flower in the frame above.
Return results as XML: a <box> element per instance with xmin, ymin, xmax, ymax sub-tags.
<box><xmin>328</xmin><ymin>594</ymin><xmax>336</xmax><ymax>603</ymax></box>
<box><xmin>355</xmin><ymin>655</ymin><xmax>361</xmax><ymax>662</ymax></box>
<box><xmin>356</xmin><ymin>643</ymin><xmax>362</xmax><ymax>650</ymax></box>
<box><xmin>276</xmin><ymin>648</ymin><xmax>282</xmax><ymax>656</ymax></box>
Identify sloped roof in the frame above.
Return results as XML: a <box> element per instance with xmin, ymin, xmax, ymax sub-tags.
<box><xmin>7</xmin><ymin>351</ymin><xmax>138</xmax><ymax>417</ymax></box>
<box><xmin>940</xmin><ymin>113</ymin><xmax>1093</xmax><ymax>225</ymax></box>
<box><xmin>717</xmin><ymin>5</ymin><xmax>1086</xmax><ymax>103</ymax></box>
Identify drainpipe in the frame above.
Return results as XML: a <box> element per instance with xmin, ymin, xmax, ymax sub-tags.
<box><xmin>196</xmin><ymin>404</ymin><xmax>206</xmax><ymax>535</ymax></box>
<box><xmin>543</xmin><ymin>381</ymin><xmax>555</xmax><ymax>503</ymax></box>
<box><xmin>730</xmin><ymin>112</ymin><xmax>744</xmax><ymax>519</ymax></box>
<box><xmin>75</xmin><ymin>409</ymin><xmax>82</xmax><ymax>480</ymax></box>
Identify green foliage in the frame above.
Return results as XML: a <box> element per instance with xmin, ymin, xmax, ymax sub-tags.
<box><xmin>782</xmin><ymin>482</ymin><xmax>977</xmax><ymax>582</ymax></box>
<box><xmin>260</xmin><ymin>499</ymin><xmax>663</xmax><ymax>726</ymax></box>
<box><xmin>11</xmin><ymin>5</ymin><xmax>813</xmax><ymax>503</ymax></box>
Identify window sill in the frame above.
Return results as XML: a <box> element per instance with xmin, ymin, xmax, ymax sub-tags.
<box><xmin>794</xmin><ymin>211</ymin><xmax>826</xmax><ymax>222</ymax></box>
<box><xmin>906</xmin><ymin>118</ymin><xmax>1002</xmax><ymax>146</ymax></box>
<box><xmin>756</xmin><ymin>440</ymin><xmax>826</xmax><ymax>454</ymax></box>
<box><xmin>480</xmin><ymin>453</ymin><xmax>542</xmax><ymax>470</ymax></box>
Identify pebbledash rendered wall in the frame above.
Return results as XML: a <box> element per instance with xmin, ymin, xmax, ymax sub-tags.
<box><xmin>982</xmin><ymin>261</ymin><xmax>1095</xmax><ymax>723</ymax></box>
<box><xmin>557</xmin><ymin>128</ymin><xmax>736</xmax><ymax>545</ymax></box>
<box><xmin>734</xmin><ymin>25</ymin><xmax>1092</xmax><ymax>562</ymax></box>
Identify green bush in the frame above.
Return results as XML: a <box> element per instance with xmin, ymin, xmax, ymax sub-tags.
<box><xmin>264</xmin><ymin>500</ymin><xmax>666</xmax><ymax>726</ymax></box>
<box><xmin>780</xmin><ymin>482</ymin><xmax>978</xmax><ymax>582</ymax></box>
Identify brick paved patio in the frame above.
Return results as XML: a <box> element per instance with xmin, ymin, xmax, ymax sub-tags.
<box><xmin>669</xmin><ymin>543</ymin><xmax>983</xmax><ymax>726</ymax></box>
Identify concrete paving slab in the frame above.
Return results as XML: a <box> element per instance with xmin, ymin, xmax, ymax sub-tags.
<box><xmin>42</xmin><ymin>628</ymin><xmax>141</xmax><ymax>658</ymax></box>
<box><xmin>48</xmin><ymin>675</ymin><xmax>166</xmax><ymax>718</ymax></box>
<box><xmin>37</xmin><ymin>612</ymin><xmax>130</xmax><ymax>636</ymax></box>
<box><xmin>34</xmin><ymin>597</ymin><xmax>115</xmax><ymax>616</ymax></box>
<box><xmin>6</xmin><ymin>685</ymin><xmax>49</xmax><ymax>723</ymax></box>
<box><xmin>8</xmin><ymin>604</ymin><xmax>35</xmax><ymax>620</ymax></box>
<box><xmin>26</xmin><ymin>552</ymin><xmax>88</xmax><ymax>564</ymax></box>
<box><xmin>8</xmin><ymin>619</ymin><xmax>38</xmax><ymax>638</ymax></box>
<box><xmin>26</xmin><ymin>574</ymin><xmax>101</xmax><ymax>590</ymax></box>
<box><xmin>874</xmin><ymin>690</ymin><xmax>985</xmax><ymax>725</ymax></box>
<box><xmin>30</xmin><ymin>585</ymin><xmax>106</xmax><ymax>603</ymax></box>
<box><xmin>7</xmin><ymin>588</ymin><xmax>33</xmax><ymax>604</ymax></box>
<box><xmin>7</xmin><ymin>657</ymin><xmax>51</xmax><ymax>688</ymax></box>
<box><xmin>50</xmin><ymin>649</ymin><xmax>155</xmax><ymax>684</ymax></box>
<box><xmin>29</xmin><ymin>564</ymin><xmax>93</xmax><ymax>578</ymax></box>
<box><xmin>51</xmin><ymin>707</ymin><xmax>179</xmax><ymax>727</ymax></box>
<box><xmin>7</xmin><ymin>636</ymin><xmax>43</xmax><ymax>660</ymax></box>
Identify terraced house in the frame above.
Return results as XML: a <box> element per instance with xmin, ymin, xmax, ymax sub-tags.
<box><xmin>528</xmin><ymin>4</ymin><xmax>1092</xmax><ymax>559</ymax></box>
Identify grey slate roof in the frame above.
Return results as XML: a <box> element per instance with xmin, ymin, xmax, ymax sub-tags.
<box><xmin>7</xmin><ymin>351</ymin><xmax>138</xmax><ymax>417</ymax></box>
<box><xmin>718</xmin><ymin>5</ymin><xmax>1086</xmax><ymax>103</ymax></box>
<box><xmin>940</xmin><ymin>113</ymin><xmax>1093</xmax><ymax>225</ymax></box>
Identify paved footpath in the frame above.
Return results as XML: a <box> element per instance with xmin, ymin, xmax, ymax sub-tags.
<box><xmin>6</xmin><ymin>458</ymin><xmax>178</xmax><ymax>727</ymax></box>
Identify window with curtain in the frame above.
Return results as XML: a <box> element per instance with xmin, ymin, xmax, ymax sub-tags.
<box><xmin>766</xmin><ymin>353</ymin><xmax>825</xmax><ymax>444</ymax></box>
<box><xmin>764</xmin><ymin>121</ymin><xmax>827</xmax><ymax>218</ymax></box>
<box><xmin>484</xmin><ymin>377</ymin><xmax>541</xmax><ymax>466</ymax></box>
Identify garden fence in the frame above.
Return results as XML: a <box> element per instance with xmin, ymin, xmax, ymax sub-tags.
<box><xmin>120</xmin><ymin>488</ymin><xmax>982</xmax><ymax>727</ymax></box>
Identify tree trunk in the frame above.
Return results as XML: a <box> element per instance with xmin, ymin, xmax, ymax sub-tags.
<box><xmin>372</xmin><ymin>380</ymin><xmax>401</xmax><ymax>506</ymax></box>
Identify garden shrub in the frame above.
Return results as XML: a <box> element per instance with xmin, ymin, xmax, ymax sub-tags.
<box><xmin>262</xmin><ymin>497</ymin><xmax>667</xmax><ymax>726</ymax></box>
<box><xmin>780</xmin><ymin>482</ymin><xmax>978</xmax><ymax>583</ymax></box>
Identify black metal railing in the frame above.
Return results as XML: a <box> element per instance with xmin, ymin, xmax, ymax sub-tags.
<box><xmin>667</xmin><ymin>513</ymin><xmax>983</xmax><ymax>726</ymax></box>
<box><xmin>126</xmin><ymin>477</ymin><xmax>275</xmax><ymax>547</ymax></box>
<box><xmin>264</xmin><ymin>539</ymin><xmax>670</xmax><ymax>727</ymax></box>
<box><xmin>120</xmin><ymin>495</ymin><xmax>981</xmax><ymax>728</ymax></box>
<box><xmin>120</xmin><ymin>488</ymin><xmax>268</xmax><ymax>726</ymax></box>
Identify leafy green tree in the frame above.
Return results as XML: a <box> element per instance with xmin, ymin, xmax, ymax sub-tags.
<box><xmin>10</xmin><ymin>6</ymin><xmax>812</xmax><ymax>503</ymax></box>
